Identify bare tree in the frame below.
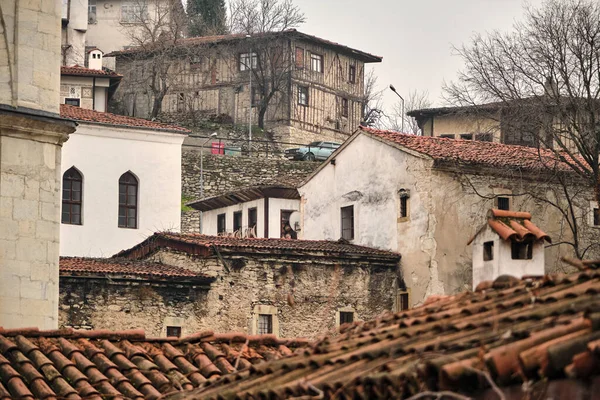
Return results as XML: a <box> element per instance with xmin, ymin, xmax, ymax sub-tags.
<box><xmin>444</xmin><ymin>0</ymin><xmax>600</xmax><ymax>258</ymax></box>
<box><xmin>117</xmin><ymin>0</ymin><xmax>189</xmax><ymax>118</ymax></box>
<box><xmin>361</xmin><ymin>68</ymin><xmax>384</xmax><ymax>127</ymax></box>
<box><xmin>227</xmin><ymin>0</ymin><xmax>305</xmax><ymax>129</ymax></box>
<box><xmin>444</xmin><ymin>0</ymin><xmax>600</xmax><ymax>193</ymax></box>
<box><xmin>388</xmin><ymin>90</ymin><xmax>431</xmax><ymax>134</ymax></box>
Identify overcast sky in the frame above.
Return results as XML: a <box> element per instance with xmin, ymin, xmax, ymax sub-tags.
<box><xmin>295</xmin><ymin>0</ymin><xmax>544</xmax><ymax>112</ymax></box>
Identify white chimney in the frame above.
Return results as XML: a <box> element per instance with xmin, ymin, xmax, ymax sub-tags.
<box><xmin>88</xmin><ymin>49</ymin><xmax>103</xmax><ymax>70</ymax></box>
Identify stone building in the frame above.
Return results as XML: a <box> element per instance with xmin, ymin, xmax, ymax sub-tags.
<box><xmin>189</xmin><ymin>185</ymin><xmax>301</xmax><ymax>238</ymax></box>
<box><xmin>0</xmin><ymin>0</ymin><xmax>76</xmax><ymax>329</ymax></box>
<box><xmin>61</xmin><ymin>50</ymin><xmax>122</xmax><ymax>112</ymax></box>
<box><xmin>469</xmin><ymin>209</ymin><xmax>551</xmax><ymax>289</ymax></box>
<box><xmin>108</xmin><ymin>30</ymin><xmax>382</xmax><ymax>145</ymax></box>
<box><xmin>111</xmin><ymin>232</ymin><xmax>402</xmax><ymax>339</ymax></box>
<box><xmin>299</xmin><ymin>126</ymin><xmax>598</xmax><ymax>306</ymax></box>
<box><xmin>59</xmin><ymin>104</ymin><xmax>188</xmax><ymax>257</ymax></box>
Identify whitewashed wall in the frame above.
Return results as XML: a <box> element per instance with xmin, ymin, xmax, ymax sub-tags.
<box><xmin>201</xmin><ymin>198</ymin><xmax>300</xmax><ymax>238</ymax></box>
<box><xmin>60</xmin><ymin>123</ymin><xmax>185</xmax><ymax>256</ymax></box>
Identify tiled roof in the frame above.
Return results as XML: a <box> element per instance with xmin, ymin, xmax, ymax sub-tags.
<box><xmin>106</xmin><ymin>29</ymin><xmax>382</xmax><ymax>63</ymax></box>
<box><xmin>59</xmin><ymin>257</ymin><xmax>213</xmax><ymax>282</ymax></box>
<box><xmin>361</xmin><ymin>126</ymin><xmax>586</xmax><ymax>174</ymax></box>
<box><xmin>164</xmin><ymin>269</ymin><xmax>600</xmax><ymax>400</ymax></box>
<box><xmin>61</xmin><ymin>65</ymin><xmax>122</xmax><ymax>78</ymax></box>
<box><xmin>60</xmin><ymin>104</ymin><xmax>190</xmax><ymax>133</ymax></box>
<box><xmin>487</xmin><ymin>209</ymin><xmax>552</xmax><ymax>243</ymax></box>
<box><xmin>0</xmin><ymin>328</ymin><xmax>308</xmax><ymax>399</ymax></box>
<box><xmin>114</xmin><ymin>232</ymin><xmax>401</xmax><ymax>260</ymax></box>
<box><xmin>188</xmin><ymin>184</ymin><xmax>300</xmax><ymax>212</ymax></box>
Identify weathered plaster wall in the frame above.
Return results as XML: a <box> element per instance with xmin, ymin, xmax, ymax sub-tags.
<box><xmin>181</xmin><ymin>151</ymin><xmax>316</xmax><ymax>232</ymax></box>
<box><xmin>59</xmin><ymin>278</ymin><xmax>210</xmax><ymax>337</ymax></box>
<box><xmin>141</xmin><ymin>250</ymin><xmax>398</xmax><ymax>339</ymax></box>
<box><xmin>60</xmin><ymin>123</ymin><xmax>185</xmax><ymax>257</ymax></box>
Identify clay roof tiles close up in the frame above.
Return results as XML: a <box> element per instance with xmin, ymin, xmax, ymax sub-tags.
<box><xmin>0</xmin><ymin>329</ymin><xmax>308</xmax><ymax>399</ymax></box>
<box><xmin>163</xmin><ymin>269</ymin><xmax>600</xmax><ymax>400</ymax></box>
<box><xmin>487</xmin><ymin>209</ymin><xmax>552</xmax><ymax>243</ymax></box>
<box><xmin>60</xmin><ymin>104</ymin><xmax>190</xmax><ymax>133</ymax></box>
<box><xmin>361</xmin><ymin>126</ymin><xmax>586</xmax><ymax>174</ymax></box>
<box><xmin>59</xmin><ymin>257</ymin><xmax>213</xmax><ymax>282</ymax></box>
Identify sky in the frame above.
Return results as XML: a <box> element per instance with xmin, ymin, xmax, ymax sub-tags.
<box><xmin>294</xmin><ymin>0</ymin><xmax>544</xmax><ymax>112</ymax></box>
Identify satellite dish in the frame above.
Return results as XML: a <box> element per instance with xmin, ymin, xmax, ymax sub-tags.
<box><xmin>288</xmin><ymin>211</ymin><xmax>301</xmax><ymax>232</ymax></box>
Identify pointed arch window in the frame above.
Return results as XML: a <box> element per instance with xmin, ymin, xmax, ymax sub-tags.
<box><xmin>118</xmin><ymin>172</ymin><xmax>138</xmax><ymax>229</ymax></box>
<box><xmin>62</xmin><ymin>167</ymin><xmax>83</xmax><ymax>225</ymax></box>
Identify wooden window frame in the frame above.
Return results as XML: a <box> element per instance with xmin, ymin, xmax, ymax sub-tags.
<box><xmin>348</xmin><ymin>65</ymin><xmax>356</xmax><ymax>84</ymax></box>
<box><xmin>118</xmin><ymin>172</ymin><xmax>138</xmax><ymax>229</ymax></box>
<box><xmin>341</xmin><ymin>98</ymin><xmax>349</xmax><ymax>118</ymax></box>
<box><xmin>65</xmin><ymin>98</ymin><xmax>80</xmax><ymax>106</ymax></box>
<box><xmin>62</xmin><ymin>167</ymin><xmax>83</xmax><ymax>225</ymax></box>
<box><xmin>341</xmin><ymin>205</ymin><xmax>354</xmax><ymax>240</ymax></box>
<box><xmin>239</xmin><ymin>52</ymin><xmax>258</xmax><ymax>71</ymax></box>
<box><xmin>217</xmin><ymin>213</ymin><xmax>226</xmax><ymax>234</ymax></box>
<box><xmin>257</xmin><ymin>314</ymin><xmax>273</xmax><ymax>334</ymax></box>
<box><xmin>310</xmin><ymin>53</ymin><xmax>323</xmax><ymax>73</ymax></box>
<box><xmin>398</xmin><ymin>188</ymin><xmax>410</xmax><ymax>222</ymax></box>
<box><xmin>396</xmin><ymin>290</ymin><xmax>410</xmax><ymax>311</ymax></box>
<box><xmin>298</xmin><ymin>86</ymin><xmax>309</xmax><ymax>106</ymax></box>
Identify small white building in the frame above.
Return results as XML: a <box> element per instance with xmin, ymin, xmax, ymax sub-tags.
<box><xmin>189</xmin><ymin>185</ymin><xmax>301</xmax><ymax>238</ymax></box>
<box><xmin>469</xmin><ymin>209</ymin><xmax>551</xmax><ymax>289</ymax></box>
<box><xmin>61</xmin><ymin>50</ymin><xmax>122</xmax><ymax>112</ymax></box>
<box><xmin>59</xmin><ymin>104</ymin><xmax>189</xmax><ymax>256</ymax></box>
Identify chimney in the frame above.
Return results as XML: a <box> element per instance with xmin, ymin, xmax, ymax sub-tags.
<box><xmin>88</xmin><ymin>49</ymin><xmax>103</xmax><ymax>70</ymax></box>
<box><xmin>544</xmin><ymin>76</ymin><xmax>559</xmax><ymax>97</ymax></box>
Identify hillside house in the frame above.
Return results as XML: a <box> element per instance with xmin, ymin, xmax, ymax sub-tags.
<box><xmin>59</xmin><ymin>105</ymin><xmax>188</xmax><ymax>257</ymax></box>
<box><xmin>108</xmin><ymin>30</ymin><xmax>382</xmax><ymax>145</ymax></box>
<box><xmin>114</xmin><ymin>232</ymin><xmax>403</xmax><ymax>338</ymax></box>
<box><xmin>298</xmin><ymin>126</ymin><xmax>598</xmax><ymax>306</ymax></box>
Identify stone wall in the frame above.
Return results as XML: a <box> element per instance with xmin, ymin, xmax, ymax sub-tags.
<box><xmin>59</xmin><ymin>278</ymin><xmax>211</xmax><ymax>337</ymax></box>
<box><xmin>181</xmin><ymin>150</ymin><xmax>317</xmax><ymax>232</ymax></box>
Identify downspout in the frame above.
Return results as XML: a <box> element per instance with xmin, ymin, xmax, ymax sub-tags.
<box><xmin>92</xmin><ymin>77</ymin><xmax>96</xmax><ymax>110</ymax></box>
<box><xmin>264</xmin><ymin>197</ymin><xmax>269</xmax><ymax>238</ymax></box>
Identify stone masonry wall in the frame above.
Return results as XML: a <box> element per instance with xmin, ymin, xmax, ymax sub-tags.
<box><xmin>181</xmin><ymin>150</ymin><xmax>317</xmax><ymax>232</ymax></box>
<box><xmin>146</xmin><ymin>250</ymin><xmax>398</xmax><ymax>339</ymax></box>
<box><xmin>59</xmin><ymin>278</ymin><xmax>211</xmax><ymax>338</ymax></box>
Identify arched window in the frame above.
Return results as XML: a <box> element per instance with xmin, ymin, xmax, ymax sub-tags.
<box><xmin>62</xmin><ymin>167</ymin><xmax>83</xmax><ymax>225</ymax></box>
<box><xmin>118</xmin><ymin>172</ymin><xmax>138</xmax><ymax>229</ymax></box>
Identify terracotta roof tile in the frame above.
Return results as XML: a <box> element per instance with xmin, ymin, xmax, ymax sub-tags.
<box><xmin>59</xmin><ymin>257</ymin><xmax>213</xmax><ymax>282</ymax></box>
<box><xmin>60</xmin><ymin>104</ymin><xmax>190</xmax><ymax>133</ymax></box>
<box><xmin>61</xmin><ymin>65</ymin><xmax>122</xmax><ymax>78</ymax></box>
<box><xmin>0</xmin><ymin>329</ymin><xmax>305</xmax><ymax>399</ymax></box>
<box><xmin>165</xmin><ymin>269</ymin><xmax>600</xmax><ymax>400</ymax></box>
<box><xmin>486</xmin><ymin>209</ymin><xmax>552</xmax><ymax>243</ymax></box>
<box><xmin>114</xmin><ymin>232</ymin><xmax>401</xmax><ymax>259</ymax></box>
<box><xmin>361</xmin><ymin>126</ymin><xmax>587</xmax><ymax>174</ymax></box>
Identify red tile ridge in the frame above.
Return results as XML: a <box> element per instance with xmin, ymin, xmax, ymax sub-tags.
<box><xmin>210</xmin><ymin>333</ymin><xmax>248</xmax><ymax>343</ymax></box>
<box><xmin>0</xmin><ymin>327</ymin><xmax>40</xmax><ymax>336</ymax></box>
<box><xmin>523</xmin><ymin>219</ymin><xmax>552</xmax><ymax>242</ymax></box>
<box><xmin>177</xmin><ymin>330</ymin><xmax>215</xmax><ymax>344</ymax></box>
<box><xmin>490</xmin><ymin>209</ymin><xmax>532</xmax><ymax>219</ymax></box>
<box><xmin>488</xmin><ymin>219</ymin><xmax>518</xmax><ymax>241</ymax></box>
<box><xmin>509</xmin><ymin>219</ymin><xmax>535</xmax><ymax>240</ymax></box>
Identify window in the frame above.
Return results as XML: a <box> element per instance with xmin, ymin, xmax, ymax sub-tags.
<box><xmin>118</xmin><ymin>172</ymin><xmax>138</xmax><ymax>229</ymax></box>
<box><xmin>460</xmin><ymin>133</ymin><xmax>473</xmax><ymax>140</ymax></box>
<box><xmin>121</xmin><ymin>2</ymin><xmax>148</xmax><ymax>23</ymax></box>
<box><xmin>497</xmin><ymin>197</ymin><xmax>510</xmax><ymax>211</ymax></box>
<box><xmin>341</xmin><ymin>98</ymin><xmax>349</xmax><ymax>118</ymax></box>
<box><xmin>251</xmin><ymin>86</ymin><xmax>260</xmax><ymax>107</ymax></box>
<box><xmin>166</xmin><ymin>326</ymin><xmax>181</xmax><ymax>337</ymax></box>
<box><xmin>440</xmin><ymin>134</ymin><xmax>455</xmax><ymax>139</ymax></box>
<box><xmin>310</xmin><ymin>53</ymin><xmax>323</xmax><ymax>73</ymax></box>
<box><xmin>341</xmin><ymin>205</ymin><xmax>354</xmax><ymax>240</ymax></box>
<box><xmin>65</xmin><ymin>98</ymin><xmax>80</xmax><ymax>106</ymax></box>
<box><xmin>295</xmin><ymin>47</ymin><xmax>304</xmax><ymax>69</ymax></box>
<box><xmin>399</xmin><ymin>189</ymin><xmax>410</xmax><ymax>220</ymax></box>
<box><xmin>348</xmin><ymin>65</ymin><xmax>356</xmax><ymax>83</ymax></box>
<box><xmin>397</xmin><ymin>291</ymin><xmax>410</xmax><ymax>311</ymax></box>
<box><xmin>62</xmin><ymin>167</ymin><xmax>82</xmax><ymax>225</ymax></box>
<box><xmin>239</xmin><ymin>52</ymin><xmax>258</xmax><ymax>71</ymax></box>
<box><xmin>339</xmin><ymin>311</ymin><xmax>354</xmax><ymax>325</ymax></box>
<box><xmin>257</xmin><ymin>314</ymin><xmax>273</xmax><ymax>334</ymax></box>
<box><xmin>233</xmin><ymin>211</ymin><xmax>242</xmax><ymax>232</ymax></box>
<box><xmin>511</xmin><ymin>241</ymin><xmax>533</xmax><ymax>260</ymax></box>
<box><xmin>281</xmin><ymin>210</ymin><xmax>294</xmax><ymax>238</ymax></box>
<box><xmin>248</xmin><ymin>208</ymin><xmax>257</xmax><ymax>231</ymax></box>
<box><xmin>88</xmin><ymin>0</ymin><xmax>96</xmax><ymax>23</ymax></box>
<box><xmin>177</xmin><ymin>93</ymin><xmax>185</xmax><ymax>112</ymax></box>
<box><xmin>217</xmin><ymin>213</ymin><xmax>226</xmax><ymax>234</ymax></box>
<box><xmin>476</xmin><ymin>133</ymin><xmax>493</xmax><ymax>142</ymax></box>
<box><xmin>594</xmin><ymin>208</ymin><xmax>600</xmax><ymax>226</ymax></box>
<box><xmin>483</xmin><ymin>241</ymin><xmax>494</xmax><ymax>261</ymax></box>
<box><xmin>298</xmin><ymin>86</ymin><xmax>309</xmax><ymax>106</ymax></box>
